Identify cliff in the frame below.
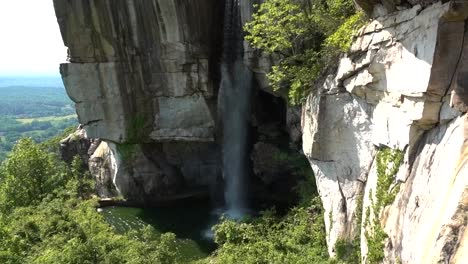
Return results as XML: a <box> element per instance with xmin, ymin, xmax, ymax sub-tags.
<box><xmin>54</xmin><ymin>0</ymin><xmax>468</xmax><ymax>263</ymax></box>
<box><xmin>54</xmin><ymin>0</ymin><xmax>301</xmax><ymax>205</ymax></box>
<box><xmin>303</xmin><ymin>1</ymin><xmax>468</xmax><ymax>262</ymax></box>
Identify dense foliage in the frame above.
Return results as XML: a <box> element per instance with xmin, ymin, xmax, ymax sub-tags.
<box><xmin>244</xmin><ymin>0</ymin><xmax>366</xmax><ymax>104</ymax></box>
<box><xmin>0</xmin><ymin>86</ymin><xmax>75</xmax><ymax>118</ymax></box>
<box><xmin>0</xmin><ymin>139</ymin><xmax>204</xmax><ymax>264</ymax></box>
<box><xmin>207</xmin><ymin>165</ymin><xmax>358</xmax><ymax>264</ymax></box>
<box><xmin>0</xmin><ymin>116</ymin><xmax>77</xmax><ymax>161</ymax></box>
<box><xmin>0</xmin><ymin>136</ymin><xmax>339</xmax><ymax>263</ymax></box>
<box><xmin>210</xmin><ymin>198</ymin><xmax>332</xmax><ymax>264</ymax></box>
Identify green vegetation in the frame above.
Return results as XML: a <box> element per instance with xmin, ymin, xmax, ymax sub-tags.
<box><xmin>244</xmin><ymin>0</ymin><xmax>366</xmax><ymax>104</ymax></box>
<box><xmin>273</xmin><ymin>148</ymin><xmax>317</xmax><ymax>206</ymax></box>
<box><xmin>127</xmin><ymin>115</ymin><xmax>148</xmax><ymax>142</ymax></box>
<box><xmin>0</xmin><ymin>85</ymin><xmax>77</xmax><ymax>161</ymax></box>
<box><xmin>333</xmin><ymin>193</ymin><xmax>363</xmax><ymax>264</ymax></box>
<box><xmin>364</xmin><ymin>148</ymin><xmax>403</xmax><ymax>263</ymax></box>
<box><xmin>207</xmin><ymin>151</ymin><xmax>355</xmax><ymax>264</ymax></box>
<box><xmin>0</xmin><ymin>116</ymin><xmax>77</xmax><ymax>161</ymax></box>
<box><xmin>16</xmin><ymin>115</ymin><xmax>77</xmax><ymax>124</ymax></box>
<box><xmin>0</xmin><ymin>86</ymin><xmax>75</xmax><ymax>118</ymax></box>
<box><xmin>116</xmin><ymin>144</ymin><xmax>138</xmax><ymax>162</ymax></box>
<box><xmin>210</xmin><ymin>197</ymin><xmax>331</xmax><ymax>264</ymax></box>
<box><xmin>0</xmin><ymin>138</ymin><xmax>207</xmax><ymax>264</ymax></box>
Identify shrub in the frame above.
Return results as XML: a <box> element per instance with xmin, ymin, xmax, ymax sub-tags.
<box><xmin>244</xmin><ymin>0</ymin><xmax>367</xmax><ymax>104</ymax></box>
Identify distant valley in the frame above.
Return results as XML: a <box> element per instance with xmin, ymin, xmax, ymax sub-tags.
<box><xmin>0</xmin><ymin>76</ymin><xmax>77</xmax><ymax>161</ymax></box>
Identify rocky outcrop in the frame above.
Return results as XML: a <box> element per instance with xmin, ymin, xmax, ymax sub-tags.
<box><xmin>88</xmin><ymin>141</ymin><xmax>118</xmax><ymax>198</ymax></box>
<box><xmin>302</xmin><ymin>1</ymin><xmax>468</xmax><ymax>261</ymax></box>
<box><xmin>303</xmin><ymin>93</ymin><xmax>375</xmax><ymax>251</ymax></box>
<box><xmin>53</xmin><ymin>0</ymin><xmax>226</xmax><ymax>203</ymax></box>
<box><xmin>54</xmin><ymin>0</ymin><xmax>300</xmax><ymax>204</ymax></box>
<box><xmin>60</xmin><ymin>127</ymin><xmax>100</xmax><ymax>167</ymax></box>
<box><xmin>55</xmin><ymin>0</ymin><xmax>467</xmax><ymax>262</ymax></box>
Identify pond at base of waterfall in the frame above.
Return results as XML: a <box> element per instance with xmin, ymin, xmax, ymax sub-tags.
<box><xmin>100</xmin><ymin>201</ymin><xmax>217</xmax><ymax>258</ymax></box>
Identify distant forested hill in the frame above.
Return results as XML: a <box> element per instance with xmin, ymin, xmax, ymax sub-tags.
<box><xmin>0</xmin><ymin>77</ymin><xmax>78</xmax><ymax>161</ymax></box>
<box><xmin>0</xmin><ymin>86</ymin><xmax>75</xmax><ymax>118</ymax></box>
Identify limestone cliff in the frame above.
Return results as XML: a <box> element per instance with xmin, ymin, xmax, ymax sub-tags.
<box><xmin>302</xmin><ymin>1</ymin><xmax>468</xmax><ymax>262</ymax></box>
<box><xmin>55</xmin><ymin>0</ymin><xmax>468</xmax><ymax>263</ymax></box>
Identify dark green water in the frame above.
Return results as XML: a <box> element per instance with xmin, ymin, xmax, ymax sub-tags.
<box><xmin>100</xmin><ymin>201</ymin><xmax>217</xmax><ymax>256</ymax></box>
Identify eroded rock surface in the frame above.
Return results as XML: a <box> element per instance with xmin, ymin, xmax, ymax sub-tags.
<box><xmin>60</xmin><ymin>127</ymin><xmax>100</xmax><ymax>167</ymax></box>
<box><xmin>54</xmin><ymin>0</ymin><xmax>223</xmax><ymax>143</ymax></box>
<box><xmin>302</xmin><ymin>2</ymin><xmax>468</xmax><ymax>260</ymax></box>
<box><xmin>54</xmin><ymin>0</ymin><xmax>301</xmax><ymax>205</ymax></box>
<box><xmin>374</xmin><ymin>115</ymin><xmax>468</xmax><ymax>263</ymax></box>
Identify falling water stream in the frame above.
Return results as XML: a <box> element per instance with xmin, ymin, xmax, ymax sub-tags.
<box><xmin>221</xmin><ymin>0</ymin><xmax>252</xmax><ymax>219</ymax></box>
<box><xmin>102</xmin><ymin>0</ymin><xmax>254</xmax><ymax>249</ymax></box>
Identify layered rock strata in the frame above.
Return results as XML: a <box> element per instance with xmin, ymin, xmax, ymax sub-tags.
<box><xmin>302</xmin><ymin>1</ymin><xmax>468</xmax><ymax>262</ymax></box>
<box><xmin>54</xmin><ymin>0</ymin><xmax>302</xmax><ymax>204</ymax></box>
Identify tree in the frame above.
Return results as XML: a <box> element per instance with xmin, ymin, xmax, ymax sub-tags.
<box><xmin>0</xmin><ymin>138</ymin><xmax>70</xmax><ymax>212</ymax></box>
<box><xmin>0</xmin><ymin>137</ymin><xmax>202</xmax><ymax>264</ymax></box>
<box><xmin>244</xmin><ymin>0</ymin><xmax>365</xmax><ymax>104</ymax></box>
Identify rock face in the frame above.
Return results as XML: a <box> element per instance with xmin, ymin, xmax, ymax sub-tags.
<box><xmin>376</xmin><ymin>115</ymin><xmax>468</xmax><ymax>263</ymax></box>
<box><xmin>302</xmin><ymin>1</ymin><xmax>468</xmax><ymax>261</ymax></box>
<box><xmin>54</xmin><ymin>0</ymin><xmax>223</xmax><ymax>143</ymax></box>
<box><xmin>55</xmin><ymin>0</ymin><xmax>468</xmax><ymax>262</ymax></box>
<box><xmin>54</xmin><ymin>0</ymin><xmax>302</xmax><ymax>204</ymax></box>
<box><xmin>60</xmin><ymin>127</ymin><xmax>100</xmax><ymax>167</ymax></box>
<box><xmin>54</xmin><ymin>0</ymin><xmax>226</xmax><ymax>203</ymax></box>
<box><xmin>354</xmin><ymin>0</ymin><xmax>438</xmax><ymax>17</ymax></box>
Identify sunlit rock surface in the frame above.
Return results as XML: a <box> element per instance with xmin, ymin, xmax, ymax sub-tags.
<box><xmin>54</xmin><ymin>0</ymin><xmax>222</xmax><ymax>143</ymax></box>
<box><xmin>376</xmin><ymin>115</ymin><xmax>468</xmax><ymax>263</ymax></box>
<box><xmin>302</xmin><ymin>2</ymin><xmax>468</xmax><ymax>261</ymax></box>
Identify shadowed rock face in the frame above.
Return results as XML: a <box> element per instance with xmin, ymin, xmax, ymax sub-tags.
<box><xmin>54</xmin><ymin>0</ymin><xmax>227</xmax><ymax>203</ymax></box>
<box><xmin>54</xmin><ymin>0</ymin><xmax>302</xmax><ymax>205</ymax></box>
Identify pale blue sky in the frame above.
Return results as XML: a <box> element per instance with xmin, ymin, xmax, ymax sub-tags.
<box><xmin>0</xmin><ymin>0</ymin><xmax>67</xmax><ymax>76</ymax></box>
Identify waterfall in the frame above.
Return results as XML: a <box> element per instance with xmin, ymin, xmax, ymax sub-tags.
<box><xmin>221</xmin><ymin>0</ymin><xmax>252</xmax><ymax>219</ymax></box>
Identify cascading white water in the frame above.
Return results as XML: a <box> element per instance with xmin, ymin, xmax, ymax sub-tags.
<box><xmin>221</xmin><ymin>0</ymin><xmax>252</xmax><ymax>219</ymax></box>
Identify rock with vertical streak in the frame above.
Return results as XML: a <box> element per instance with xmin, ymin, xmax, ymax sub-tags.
<box><xmin>302</xmin><ymin>2</ymin><xmax>468</xmax><ymax>260</ymax></box>
<box><xmin>54</xmin><ymin>0</ymin><xmax>300</xmax><ymax>205</ymax></box>
<box><xmin>303</xmin><ymin>92</ymin><xmax>375</xmax><ymax>255</ymax></box>
<box><xmin>54</xmin><ymin>0</ymin><xmax>222</xmax><ymax>143</ymax></box>
<box><xmin>53</xmin><ymin>0</ymin><xmax>225</xmax><ymax>203</ymax></box>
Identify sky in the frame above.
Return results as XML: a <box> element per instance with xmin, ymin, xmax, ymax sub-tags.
<box><xmin>0</xmin><ymin>0</ymin><xmax>68</xmax><ymax>76</ymax></box>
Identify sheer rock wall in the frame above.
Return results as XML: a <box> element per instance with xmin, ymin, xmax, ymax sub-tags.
<box><xmin>55</xmin><ymin>0</ymin><xmax>468</xmax><ymax>262</ymax></box>
<box><xmin>54</xmin><ymin>0</ymin><xmax>300</xmax><ymax>204</ymax></box>
<box><xmin>302</xmin><ymin>1</ymin><xmax>468</xmax><ymax>262</ymax></box>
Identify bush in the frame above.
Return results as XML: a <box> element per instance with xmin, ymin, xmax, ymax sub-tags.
<box><xmin>0</xmin><ymin>138</ymin><xmax>71</xmax><ymax>212</ymax></box>
<box><xmin>211</xmin><ymin>197</ymin><xmax>331</xmax><ymax>264</ymax></box>
<box><xmin>244</xmin><ymin>0</ymin><xmax>366</xmax><ymax>104</ymax></box>
<box><xmin>0</xmin><ymin>138</ymin><xmax>196</xmax><ymax>264</ymax></box>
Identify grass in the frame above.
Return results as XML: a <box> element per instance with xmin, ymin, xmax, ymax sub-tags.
<box><xmin>16</xmin><ymin>114</ymin><xmax>77</xmax><ymax>124</ymax></box>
